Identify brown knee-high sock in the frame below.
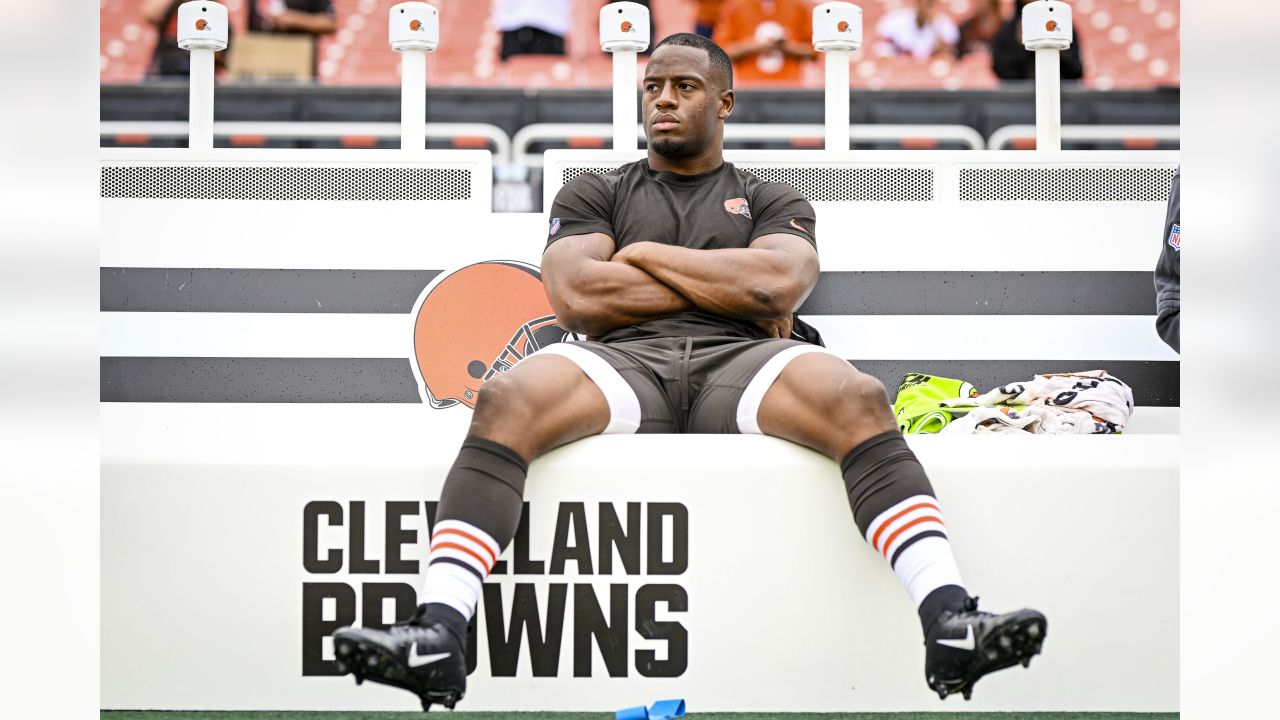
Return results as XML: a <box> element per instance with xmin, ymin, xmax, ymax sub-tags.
<box><xmin>841</xmin><ymin>431</ymin><xmax>970</xmax><ymax>634</ymax></box>
<box><xmin>419</xmin><ymin>436</ymin><xmax>527</xmax><ymax>635</ymax></box>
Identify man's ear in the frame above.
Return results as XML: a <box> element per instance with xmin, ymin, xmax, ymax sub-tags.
<box><xmin>719</xmin><ymin>89</ymin><xmax>735</xmax><ymax>120</ymax></box>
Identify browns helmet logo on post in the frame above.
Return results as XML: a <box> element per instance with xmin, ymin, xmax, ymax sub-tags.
<box><xmin>410</xmin><ymin>261</ymin><xmax>571</xmax><ymax>409</ymax></box>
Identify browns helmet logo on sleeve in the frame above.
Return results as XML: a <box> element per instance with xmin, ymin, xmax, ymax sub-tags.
<box><xmin>410</xmin><ymin>261</ymin><xmax>571</xmax><ymax>409</ymax></box>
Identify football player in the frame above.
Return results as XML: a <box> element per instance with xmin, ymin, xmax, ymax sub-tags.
<box><xmin>333</xmin><ymin>33</ymin><xmax>1046</xmax><ymax>710</ymax></box>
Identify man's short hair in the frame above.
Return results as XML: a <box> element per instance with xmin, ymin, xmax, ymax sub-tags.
<box><xmin>653</xmin><ymin>33</ymin><xmax>734</xmax><ymax>90</ymax></box>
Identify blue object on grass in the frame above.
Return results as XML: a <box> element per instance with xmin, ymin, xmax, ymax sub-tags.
<box><xmin>615</xmin><ymin>706</ymin><xmax>649</xmax><ymax>720</ymax></box>
<box><xmin>648</xmin><ymin>699</ymin><xmax>686</xmax><ymax>719</ymax></box>
<box><xmin>615</xmin><ymin>698</ymin><xmax>686</xmax><ymax>720</ymax></box>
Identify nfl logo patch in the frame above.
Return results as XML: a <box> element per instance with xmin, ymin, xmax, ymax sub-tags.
<box><xmin>1168</xmin><ymin>223</ymin><xmax>1180</xmax><ymax>252</ymax></box>
<box><xmin>549</xmin><ymin>217</ymin><xmax>561</xmax><ymax>236</ymax></box>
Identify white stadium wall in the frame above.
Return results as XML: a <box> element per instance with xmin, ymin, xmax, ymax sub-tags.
<box><xmin>100</xmin><ymin>147</ymin><xmax>1179</xmax><ymax>712</ymax></box>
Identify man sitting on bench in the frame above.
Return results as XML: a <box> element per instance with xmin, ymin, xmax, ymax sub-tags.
<box><xmin>332</xmin><ymin>32</ymin><xmax>1047</xmax><ymax>711</ymax></box>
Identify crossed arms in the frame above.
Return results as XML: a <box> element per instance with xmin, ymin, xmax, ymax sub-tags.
<box><xmin>541</xmin><ymin>232</ymin><xmax>819</xmax><ymax>339</ymax></box>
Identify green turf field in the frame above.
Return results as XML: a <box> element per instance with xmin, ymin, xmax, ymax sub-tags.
<box><xmin>97</xmin><ymin>707</ymin><xmax>1177</xmax><ymax>712</ymax></box>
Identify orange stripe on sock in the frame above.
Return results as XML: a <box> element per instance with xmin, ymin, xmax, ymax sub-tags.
<box><xmin>431</xmin><ymin>541</ymin><xmax>493</xmax><ymax>573</ymax></box>
<box><xmin>871</xmin><ymin>502</ymin><xmax>940</xmax><ymax>552</ymax></box>
<box><xmin>432</xmin><ymin>528</ymin><xmax>497</xmax><ymax>568</ymax></box>
<box><xmin>880</xmin><ymin>515</ymin><xmax>943</xmax><ymax>558</ymax></box>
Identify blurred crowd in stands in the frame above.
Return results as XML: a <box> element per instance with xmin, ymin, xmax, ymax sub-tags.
<box><xmin>101</xmin><ymin>0</ymin><xmax>1177</xmax><ymax>90</ymax></box>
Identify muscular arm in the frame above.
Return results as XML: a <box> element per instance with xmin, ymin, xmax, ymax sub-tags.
<box><xmin>613</xmin><ymin>233</ymin><xmax>819</xmax><ymax>325</ymax></box>
<box><xmin>542</xmin><ymin>232</ymin><xmax>695</xmax><ymax>338</ymax></box>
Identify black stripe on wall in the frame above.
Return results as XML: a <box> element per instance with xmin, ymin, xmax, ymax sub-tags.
<box><xmin>102</xmin><ymin>269</ymin><xmax>1158</xmax><ymax>316</ymax></box>
<box><xmin>100</xmin><ymin>269</ymin><xmax>441</xmax><ymax>314</ymax></box>
<box><xmin>801</xmin><ymin>272</ymin><xmax>1157</xmax><ymax>316</ymax></box>
<box><xmin>101</xmin><ymin>357</ymin><xmax>1178</xmax><ymax>406</ymax></box>
<box><xmin>101</xmin><ymin>358</ymin><xmax>421</xmax><ymax>403</ymax></box>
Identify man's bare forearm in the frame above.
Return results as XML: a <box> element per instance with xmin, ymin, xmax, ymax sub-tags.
<box><xmin>546</xmin><ymin>257</ymin><xmax>694</xmax><ymax>337</ymax></box>
<box><xmin>615</xmin><ymin>241</ymin><xmax>814</xmax><ymax>321</ymax></box>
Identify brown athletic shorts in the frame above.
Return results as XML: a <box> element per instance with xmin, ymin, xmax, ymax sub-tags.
<box><xmin>535</xmin><ymin>336</ymin><xmax>842</xmax><ymax>434</ymax></box>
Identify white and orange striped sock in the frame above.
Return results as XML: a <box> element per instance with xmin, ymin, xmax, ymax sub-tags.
<box><xmin>864</xmin><ymin>494</ymin><xmax>966</xmax><ymax>608</ymax></box>
<box><xmin>420</xmin><ymin>519</ymin><xmax>502</xmax><ymax>620</ymax></box>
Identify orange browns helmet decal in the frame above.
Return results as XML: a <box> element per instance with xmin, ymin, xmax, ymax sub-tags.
<box><xmin>621</xmin><ymin>21</ymin><xmax>634</xmax><ymax>32</ymax></box>
<box><xmin>195</xmin><ymin>19</ymin><xmax>209</xmax><ymax>31</ymax></box>
<box><xmin>1046</xmin><ymin>20</ymin><xmax>1059</xmax><ymax>31</ymax></box>
<box><xmin>724</xmin><ymin>197</ymin><xmax>752</xmax><ymax>218</ymax></box>
<box><xmin>837</xmin><ymin>20</ymin><xmax>850</xmax><ymax>32</ymax></box>
<box><xmin>410</xmin><ymin>261</ymin><xmax>572</xmax><ymax>409</ymax></box>
<box><xmin>410</xmin><ymin>19</ymin><xmax>423</xmax><ymax>31</ymax></box>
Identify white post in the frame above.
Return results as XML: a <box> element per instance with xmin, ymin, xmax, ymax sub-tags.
<box><xmin>400</xmin><ymin>50</ymin><xmax>427</xmax><ymax>152</ymax></box>
<box><xmin>389</xmin><ymin>3</ymin><xmax>440</xmax><ymax>153</ymax></box>
<box><xmin>812</xmin><ymin>3</ymin><xmax>863</xmax><ymax>152</ymax></box>
<box><xmin>176</xmin><ymin>2</ymin><xmax>228</xmax><ymax>152</ymax></box>
<box><xmin>823</xmin><ymin>50</ymin><xmax>850</xmax><ymax>151</ymax></box>
<box><xmin>600</xmin><ymin>3</ymin><xmax>650</xmax><ymax>151</ymax></box>
<box><xmin>1034</xmin><ymin>49</ymin><xmax>1062</xmax><ymax>151</ymax></box>
<box><xmin>188</xmin><ymin>49</ymin><xmax>216</xmax><ymax>151</ymax></box>
<box><xmin>612</xmin><ymin>51</ymin><xmax>640</xmax><ymax>151</ymax></box>
<box><xmin>1021</xmin><ymin>1</ymin><xmax>1074</xmax><ymax>152</ymax></box>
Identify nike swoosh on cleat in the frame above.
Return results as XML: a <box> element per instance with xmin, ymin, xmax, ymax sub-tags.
<box><xmin>936</xmin><ymin>625</ymin><xmax>975</xmax><ymax>651</ymax></box>
<box><xmin>407</xmin><ymin>651</ymin><xmax>452</xmax><ymax>668</ymax></box>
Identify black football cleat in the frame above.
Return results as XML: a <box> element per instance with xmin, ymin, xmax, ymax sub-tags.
<box><xmin>332</xmin><ymin>608</ymin><xmax>466</xmax><ymax>712</ymax></box>
<box><xmin>924</xmin><ymin>596</ymin><xmax>1046</xmax><ymax>701</ymax></box>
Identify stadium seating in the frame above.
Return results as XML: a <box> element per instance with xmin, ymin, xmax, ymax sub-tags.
<box><xmin>101</xmin><ymin>0</ymin><xmax>1179</xmax><ymax>90</ymax></box>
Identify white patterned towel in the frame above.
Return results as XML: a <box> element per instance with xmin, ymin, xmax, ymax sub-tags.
<box><xmin>939</xmin><ymin>370</ymin><xmax>1134</xmax><ymax>435</ymax></box>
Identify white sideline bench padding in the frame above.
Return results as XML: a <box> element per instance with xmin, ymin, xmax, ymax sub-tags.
<box><xmin>101</xmin><ymin>404</ymin><xmax>1177</xmax><ymax>712</ymax></box>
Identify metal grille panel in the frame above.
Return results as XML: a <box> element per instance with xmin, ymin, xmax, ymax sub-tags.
<box><xmin>562</xmin><ymin>164</ymin><xmax>935</xmax><ymax>202</ymax></box>
<box><xmin>959</xmin><ymin>166</ymin><xmax>1175</xmax><ymax>202</ymax></box>
<box><xmin>101</xmin><ymin>164</ymin><xmax>472</xmax><ymax>201</ymax></box>
<box><xmin>560</xmin><ymin>164</ymin><xmax>626</xmax><ymax>186</ymax></box>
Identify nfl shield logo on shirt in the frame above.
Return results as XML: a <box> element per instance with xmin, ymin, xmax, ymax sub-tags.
<box><xmin>1167</xmin><ymin>223</ymin><xmax>1180</xmax><ymax>252</ymax></box>
<box><xmin>549</xmin><ymin>217</ymin><xmax>561</xmax><ymax>236</ymax></box>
